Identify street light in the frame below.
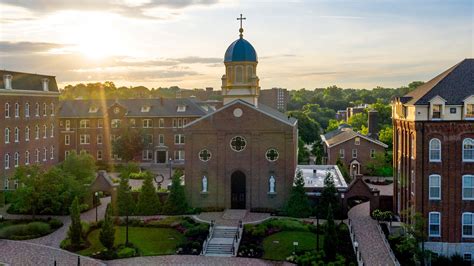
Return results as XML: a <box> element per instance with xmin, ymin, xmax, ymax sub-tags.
<box><xmin>169</xmin><ymin>157</ymin><xmax>173</xmax><ymax>179</ymax></box>
<box><xmin>94</xmin><ymin>191</ymin><xmax>99</xmax><ymax>222</ymax></box>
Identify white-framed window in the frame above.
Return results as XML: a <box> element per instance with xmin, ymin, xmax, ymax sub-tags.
<box><xmin>65</xmin><ymin>150</ymin><xmax>70</xmax><ymax>158</ymax></box>
<box><xmin>199</xmin><ymin>149</ymin><xmax>212</xmax><ymax>162</ymax></box>
<box><xmin>4</xmin><ymin>128</ymin><xmax>10</xmax><ymax>144</ymax></box>
<box><xmin>174</xmin><ymin>134</ymin><xmax>185</xmax><ymax>144</ymax></box>
<box><xmin>4</xmin><ymin>177</ymin><xmax>9</xmax><ymax>190</ymax></box>
<box><xmin>35</xmin><ymin>149</ymin><xmax>40</xmax><ymax>163</ymax></box>
<box><xmin>80</xmin><ymin>134</ymin><xmax>90</xmax><ymax>145</ymax></box>
<box><xmin>142</xmin><ymin>119</ymin><xmax>152</xmax><ymax>128</ymax></box>
<box><xmin>4</xmin><ymin>74</ymin><xmax>12</xmax><ymax>90</ymax></box>
<box><xmin>463</xmin><ymin>138</ymin><xmax>474</xmax><ymax>162</ymax></box>
<box><xmin>159</xmin><ymin>134</ymin><xmax>164</xmax><ymax>145</ymax></box>
<box><xmin>25</xmin><ymin>150</ymin><xmax>30</xmax><ymax>165</ymax></box>
<box><xmin>25</xmin><ymin>126</ymin><xmax>30</xmax><ymax>141</ymax></box>
<box><xmin>4</xmin><ymin>153</ymin><xmax>10</xmax><ymax>169</ymax></box>
<box><xmin>43</xmin><ymin>147</ymin><xmax>47</xmax><ymax>161</ymax></box>
<box><xmin>429</xmin><ymin>174</ymin><xmax>441</xmax><ymax>200</ymax></box>
<box><xmin>428</xmin><ymin>212</ymin><xmax>441</xmax><ymax>237</ymax></box>
<box><xmin>14</xmin><ymin>152</ymin><xmax>19</xmax><ymax>167</ymax></box>
<box><xmin>42</xmin><ymin>78</ymin><xmax>49</xmax><ymax>91</ymax></box>
<box><xmin>65</xmin><ymin>135</ymin><xmax>70</xmax><ymax>145</ymax></box>
<box><xmin>80</xmin><ymin>120</ymin><xmax>90</xmax><ymax>128</ymax></box>
<box><xmin>429</xmin><ymin>138</ymin><xmax>441</xmax><ymax>162</ymax></box>
<box><xmin>178</xmin><ymin>119</ymin><xmax>183</xmax><ymax>128</ymax></box>
<box><xmin>97</xmin><ymin>119</ymin><xmax>103</xmax><ymax>128</ymax></box>
<box><xmin>50</xmin><ymin>146</ymin><xmax>54</xmax><ymax>160</ymax></box>
<box><xmin>159</xmin><ymin>118</ymin><xmax>164</xmax><ymax>128</ymax></box>
<box><xmin>65</xmin><ymin>120</ymin><xmax>71</xmax><ymax>130</ymax></box>
<box><xmin>370</xmin><ymin>149</ymin><xmax>376</xmax><ymax>159</ymax></box>
<box><xmin>4</xmin><ymin>103</ymin><xmax>10</xmax><ymax>118</ymax></box>
<box><xmin>432</xmin><ymin>104</ymin><xmax>442</xmax><ymax>119</ymax></box>
<box><xmin>174</xmin><ymin>150</ymin><xmax>185</xmax><ymax>161</ymax></box>
<box><xmin>97</xmin><ymin>150</ymin><xmax>103</xmax><ymax>160</ymax></box>
<box><xmin>97</xmin><ymin>134</ymin><xmax>103</xmax><ymax>145</ymax></box>
<box><xmin>35</xmin><ymin>103</ymin><xmax>40</xmax><ymax>117</ymax></box>
<box><xmin>112</xmin><ymin>153</ymin><xmax>121</xmax><ymax>161</ymax></box>
<box><xmin>355</xmin><ymin>137</ymin><xmax>360</xmax><ymax>145</ymax></box>
<box><xmin>463</xmin><ymin>175</ymin><xmax>474</xmax><ymax>200</ymax></box>
<box><xmin>339</xmin><ymin>149</ymin><xmax>344</xmax><ymax>158</ymax></box>
<box><xmin>35</xmin><ymin>125</ymin><xmax>39</xmax><ymax>139</ymax></box>
<box><xmin>183</xmin><ymin>118</ymin><xmax>188</xmax><ymax>126</ymax></box>
<box><xmin>352</xmin><ymin>149</ymin><xmax>357</xmax><ymax>158</ymax></box>
<box><xmin>462</xmin><ymin>212</ymin><xmax>474</xmax><ymax>238</ymax></box>
<box><xmin>14</xmin><ymin>103</ymin><xmax>19</xmax><ymax>118</ymax></box>
<box><xmin>25</xmin><ymin>102</ymin><xmax>30</xmax><ymax>117</ymax></box>
<box><xmin>50</xmin><ymin>103</ymin><xmax>54</xmax><ymax>116</ymax></box>
<box><xmin>466</xmin><ymin>104</ymin><xmax>474</xmax><ymax>119</ymax></box>
<box><xmin>172</xmin><ymin>118</ymin><xmax>177</xmax><ymax>128</ymax></box>
<box><xmin>43</xmin><ymin>125</ymin><xmax>47</xmax><ymax>139</ymax></box>
<box><xmin>464</xmin><ymin>253</ymin><xmax>472</xmax><ymax>262</ymax></box>
<box><xmin>14</xmin><ymin>127</ymin><xmax>19</xmax><ymax>143</ymax></box>
<box><xmin>43</xmin><ymin>103</ymin><xmax>47</xmax><ymax>116</ymax></box>
<box><xmin>142</xmin><ymin>150</ymin><xmax>153</xmax><ymax>161</ymax></box>
<box><xmin>111</xmin><ymin>119</ymin><xmax>121</xmax><ymax>128</ymax></box>
<box><xmin>50</xmin><ymin>124</ymin><xmax>54</xmax><ymax>137</ymax></box>
<box><xmin>177</xmin><ymin>105</ymin><xmax>186</xmax><ymax>112</ymax></box>
<box><xmin>141</xmin><ymin>106</ymin><xmax>151</xmax><ymax>112</ymax></box>
<box><xmin>88</xmin><ymin>106</ymin><xmax>98</xmax><ymax>113</ymax></box>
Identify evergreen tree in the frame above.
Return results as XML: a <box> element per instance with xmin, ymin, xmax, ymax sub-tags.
<box><xmin>319</xmin><ymin>173</ymin><xmax>340</xmax><ymax>218</ymax></box>
<box><xmin>285</xmin><ymin>170</ymin><xmax>312</xmax><ymax>218</ymax></box>
<box><xmin>68</xmin><ymin>197</ymin><xmax>82</xmax><ymax>246</ymax></box>
<box><xmin>324</xmin><ymin>204</ymin><xmax>337</xmax><ymax>261</ymax></box>
<box><xmin>99</xmin><ymin>204</ymin><xmax>115</xmax><ymax>250</ymax></box>
<box><xmin>163</xmin><ymin>170</ymin><xmax>188</xmax><ymax>214</ymax></box>
<box><xmin>117</xmin><ymin>176</ymin><xmax>135</xmax><ymax>216</ymax></box>
<box><xmin>336</xmin><ymin>158</ymin><xmax>351</xmax><ymax>183</ymax></box>
<box><xmin>136</xmin><ymin>173</ymin><xmax>161</xmax><ymax>215</ymax></box>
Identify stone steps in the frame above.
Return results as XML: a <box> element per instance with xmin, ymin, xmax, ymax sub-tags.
<box><xmin>204</xmin><ymin>226</ymin><xmax>239</xmax><ymax>257</ymax></box>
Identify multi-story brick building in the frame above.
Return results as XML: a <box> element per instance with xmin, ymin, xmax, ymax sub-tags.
<box><xmin>392</xmin><ymin>58</ymin><xmax>474</xmax><ymax>257</ymax></box>
<box><xmin>58</xmin><ymin>98</ymin><xmax>215</xmax><ymax>165</ymax></box>
<box><xmin>258</xmin><ymin>88</ymin><xmax>289</xmax><ymax>112</ymax></box>
<box><xmin>0</xmin><ymin>71</ymin><xmax>60</xmax><ymax>190</ymax></box>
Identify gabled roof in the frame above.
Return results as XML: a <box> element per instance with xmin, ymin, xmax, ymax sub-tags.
<box><xmin>404</xmin><ymin>59</ymin><xmax>473</xmax><ymax>105</ymax></box>
<box><xmin>185</xmin><ymin>99</ymin><xmax>297</xmax><ymax>128</ymax></box>
<box><xmin>59</xmin><ymin>98</ymin><xmax>210</xmax><ymax>118</ymax></box>
<box><xmin>321</xmin><ymin>127</ymin><xmax>388</xmax><ymax>148</ymax></box>
<box><xmin>0</xmin><ymin>70</ymin><xmax>59</xmax><ymax>92</ymax></box>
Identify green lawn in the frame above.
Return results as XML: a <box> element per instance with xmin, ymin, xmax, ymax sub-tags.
<box><xmin>262</xmin><ymin>231</ymin><xmax>322</xmax><ymax>261</ymax></box>
<box><xmin>79</xmin><ymin>226</ymin><xmax>186</xmax><ymax>256</ymax></box>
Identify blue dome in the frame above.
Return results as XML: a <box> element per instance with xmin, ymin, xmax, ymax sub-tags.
<box><xmin>224</xmin><ymin>38</ymin><xmax>257</xmax><ymax>62</ymax></box>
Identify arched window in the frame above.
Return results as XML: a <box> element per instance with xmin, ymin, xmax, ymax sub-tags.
<box><xmin>462</xmin><ymin>212</ymin><xmax>474</xmax><ymax>237</ymax></box>
<box><xmin>246</xmin><ymin>66</ymin><xmax>253</xmax><ymax>82</ymax></box>
<box><xmin>4</xmin><ymin>103</ymin><xmax>10</xmax><ymax>118</ymax></box>
<box><xmin>50</xmin><ymin>146</ymin><xmax>54</xmax><ymax>160</ymax></box>
<box><xmin>235</xmin><ymin>66</ymin><xmax>243</xmax><ymax>83</ymax></box>
<box><xmin>463</xmin><ymin>138</ymin><xmax>474</xmax><ymax>162</ymax></box>
<box><xmin>14</xmin><ymin>152</ymin><xmax>19</xmax><ymax>167</ymax></box>
<box><xmin>14</xmin><ymin>103</ymin><xmax>19</xmax><ymax>117</ymax></box>
<box><xmin>35</xmin><ymin>103</ymin><xmax>40</xmax><ymax>116</ymax></box>
<box><xmin>43</xmin><ymin>147</ymin><xmax>47</xmax><ymax>161</ymax></box>
<box><xmin>429</xmin><ymin>138</ymin><xmax>441</xmax><ymax>162</ymax></box>
<box><xmin>4</xmin><ymin>128</ymin><xmax>10</xmax><ymax>144</ymax></box>
<box><xmin>25</xmin><ymin>126</ymin><xmax>30</xmax><ymax>141</ymax></box>
<box><xmin>43</xmin><ymin>125</ymin><xmax>47</xmax><ymax>138</ymax></box>
<box><xmin>35</xmin><ymin>125</ymin><xmax>39</xmax><ymax>139</ymax></box>
<box><xmin>25</xmin><ymin>102</ymin><xmax>30</xmax><ymax>117</ymax></box>
<box><xmin>43</xmin><ymin>103</ymin><xmax>47</xmax><ymax>116</ymax></box>
<box><xmin>50</xmin><ymin>103</ymin><xmax>54</xmax><ymax>116</ymax></box>
<box><xmin>50</xmin><ymin>124</ymin><xmax>54</xmax><ymax>138</ymax></box>
<box><xmin>4</xmin><ymin>153</ymin><xmax>10</xmax><ymax>169</ymax></box>
<box><xmin>14</xmin><ymin>127</ymin><xmax>19</xmax><ymax>143</ymax></box>
<box><xmin>25</xmin><ymin>150</ymin><xmax>30</xmax><ymax>165</ymax></box>
<box><xmin>35</xmin><ymin>149</ymin><xmax>40</xmax><ymax>163</ymax></box>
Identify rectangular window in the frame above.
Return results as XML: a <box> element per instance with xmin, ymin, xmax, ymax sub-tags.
<box><xmin>467</xmin><ymin>104</ymin><xmax>474</xmax><ymax>118</ymax></box>
<box><xmin>370</xmin><ymin>149</ymin><xmax>376</xmax><ymax>158</ymax></box>
<box><xmin>80</xmin><ymin>120</ymin><xmax>90</xmax><ymax>128</ymax></box>
<box><xmin>80</xmin><ymin>134</ymin><xmax>90</xmax><ymax>145</ymax></box>
<box><xmin>462</xmin><ymin>213</ymin><xmax>474</xmax><ymax>238</ymax></box>
<box><xmin>464</xmin><ymin>253</ymin><xmax>472</xmax><ymax>262</ymax></box>
<box><xmin>178</xmin><ymin>119</ymin><xmax>183</xmax><ymax>128</ymax></box>
<box><xmin>352</xmin><ymin>149</ymin><xmax>357</xmax><ymax>158</ymax></box>
<box><xmin>143</xmin><ymin>119</ymin><xmax>152</xmax><ymax>128</ymax></box>
<box><xmin>339</xmin><ymin>149</ymin><xmax>344</xmax><ymax>158</ymax></box>
<box><xmin>355</xmin><ymin>137</ymin><xmax>360</xmax><ymax>145</ymax></box>
<box><xmin>183</xmin><ymin>118</ymin><xmax>188</xmax><ymax>126</ymax></box>
<box><xmin>97</xmin><ymin>134</ymin><xmax>103</xmax><ymax>145</ymax></box>
<box><xmin>172</xmin><ymin>118</ymin><xmax>177</xmax><ymax>128</ymax></box>
<box><xmin>175</xmin><ymin>150</ymin><xmax>185</xmax><ymax>160</ymax></box>
<box><xmin>65</xmin><ymin>120</ymin><xmax>70</xmax><ymax>130</ymax></box>
<box><xmin>111</xmin><ymin>119</ymin><xmax>121</xmax><ymax>128</ymax></box>
<box><xmin>429</xmin><ymin>175</ymin><xmax>441</xmax><ymax>200</ymax></box>
<box><xmin>177</xmin><ymin>105</ymin><xmax>186</xmax><ymax>112</ymax></box>
<box><xmin>65</xmin><ymin>151</ymin><xmax>70</xmax><ymax>158</ymax></box>
<box><xmin>159</xmin><ymin>134</ymin><xmax>164</xmax><ymax>145</ymax></box>
<box><xmin>65</xmin><ymin>135</ymin><xmax>70</xmax><ymax>145</ymax></box>
<box><xmin>142</xmin><ymin>150</ymin><xmax>153</xmax><ymax>161</ymax></box>
<box><xmin>429</xmin><ymin>212</ymin><xmax>441</xmax><ymax>237</ymax></box>
<box><xmin>97</xmin><ymin>150</ymin><xmax>103</xmax><ymax>161</ymax></box>
<box><xmin>174</xmin><ymin>134</ymin><xmax>185</xmax><ymax>144</ymax></box>
<box><xmin>97</xmin><ymin>119</ymin><xmax>103</xmax><ymax>128</ymax></box>
<box><xmin>143</xmin><ymin>134</ymin><xmax>153</xmax><ymax>145</ymax></box>
<box><xmin>463</xmin><ymin>175</ymin><xmax>474</xmax><ymax>200</ymax></box>
<box><xmin>159</xmin><ymin>118</ymin><xmax>164</xmax><ymax>128</ymax></box>
<box><xmin>432</xmin><ymin>104</ymin><xmax>442</xmax><ymax>119</ymax></box>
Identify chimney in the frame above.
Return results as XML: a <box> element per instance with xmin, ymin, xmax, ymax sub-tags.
<box><xmin>367</xmin><ymin>109</ymin><xmax>378</xmax><ymax>139</ymax></box>
<box><xmin>160</xmin><ymin>96</ymin><xmax>164</xmax><ymax>106</ymax></box>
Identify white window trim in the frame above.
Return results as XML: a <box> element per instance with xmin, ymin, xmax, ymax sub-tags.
<box><xmin>429</xmin><ymin>174</ymin><xmax>441</xmax><ymax>200</ymax></box>
<box><xmin>429</xmin><ymin>138</ymin><xmax>442</xmax><ymax>162</ymax></box>
<box><xmin>370</xmin><ymin>149</ymin><xmax>376</xmax><ymax>159</ymax></box>
<box><xmin>352</xmin><ymin>149</ymin><xmax>357</xmax><ymax>159</ymax></box>
<box><xmin>463</xmin><ymin>175</ymin><xmax>474</xmax><ymax>200</ymax></box>
<box><xmin>428</xmin><ymin>211</ymin><xmax>441</xmax><ymax>237</ymax></box>
<box><xmin>462</xmin><ymin>138</ymin><xmax>474</xmax><ymax>162</ymax></box>
<box><xmin>339</xmin><ymin>149</ymin><xmax>344</xmax><ymax>159</ymax></box>
<box><xmin>462</xmin><ymin>212</ymin><xmax>474</xmax><ymax>238</ymax></box>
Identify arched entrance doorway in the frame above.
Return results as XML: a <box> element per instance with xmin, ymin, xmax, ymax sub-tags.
<box><xmin>350</xmin><ymin>160</ymin><xmax>360</xmax><ymax>177</ymax></box>
<box><xmin>231</xmin><ymin>171</ymin><xmax>246</xmax><ymax>209</ymax></box>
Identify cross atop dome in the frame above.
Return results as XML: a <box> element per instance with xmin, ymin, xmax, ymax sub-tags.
<box><xmin>237</xmin><ymin>14</ymin><xmax>246</xmax><ymax>38</ymax></box>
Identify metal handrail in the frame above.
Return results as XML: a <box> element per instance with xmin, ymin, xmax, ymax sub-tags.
<box><xmin>376</xmin><ymin>222</ymin><xmax>400</xmax><ymax>266</ymax></box>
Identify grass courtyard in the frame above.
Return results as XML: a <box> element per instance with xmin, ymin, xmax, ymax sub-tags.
<box><xmin>78</xmin><ymin>226</ymin><xmax>186</xmax><ymax>256</ymax></box>
<box><xmin>262</xmin><ymin>231</ymin><xmax>321</xmax><ymax>260</ymax></box>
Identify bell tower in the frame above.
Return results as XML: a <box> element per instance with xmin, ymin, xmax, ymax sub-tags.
<box><xmin>222</xmin><ymin>14</ymin><xmax>260</xmax><ymax>106</ymax></box>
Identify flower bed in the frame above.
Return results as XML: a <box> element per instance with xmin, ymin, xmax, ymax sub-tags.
<box><xmin>0</xmin><ymin>218</ymin><xmax>63</xmax><ymax>240</ymax></box>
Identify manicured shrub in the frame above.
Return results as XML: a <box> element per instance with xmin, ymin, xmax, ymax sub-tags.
<box><xmin>68</xmin><ymin>197</ymin><xmax>82</xmax><ymax>247</ymax></box>
<box><xmin>117</xmin><ymin>176</ymin><xmax>135</xmax><ymax>216</ymax></box>
<box><xmin>285</xmin><ymin>171</ymin><xmax>312</xmax><ymax>218</ymax></box>
<box><xmin>26</xmin><ymin>222</ymin><xmax>51</xmax><ymax>235</ymax></box>
<box><xmin>162</xmin><ymin>171</ymin><xmax>189</xmax><ymax>215</ymax></box>
<box><xmin>135</xmin><ymin>174</ymin><xmax>161</xmax><ymax>215</ymax></box>
<box><xmin>117</xmin><ymin>246</ymin><xmax>136</xmax><ymax>258</ymax></box>
<box><xmin>0</xmin><ymin>222</ymin><xmax>51</xmax><ymax>239</ymax></box>
<box><xmin>100</xmin><ymin>204</ymin><xmax>115</xmax><ymax>250</ymax></box>
<box><xmin>48</xmin><ymin>218</ymin><xmax>63</xmax><ymax>229</ymax></box>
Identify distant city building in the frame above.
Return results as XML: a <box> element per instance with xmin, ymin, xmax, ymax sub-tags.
<box><xmin>392</xmin><ymin>58</ymin><xmax>474</xmax><ymax>257</ymax></box>
<box><xmin>346</xmin><ymin>104</ymin><xmax>369</xmax><ymax>121</ymax></box>
<box><xmin>335</xmin><ymin>110</ymin><xmax>347</xmax><ymax>121</ymax></box>
<box><xmin>0</xmin><ymin>71</ymin><xmax>60</xmax><ymax>190</ymax></box>
<box><xmin>259</xmin><ymin>88</ymin><xmax>290</xmax><ymax>112</ymax></box>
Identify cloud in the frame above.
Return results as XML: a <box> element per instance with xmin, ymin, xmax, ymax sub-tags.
<box><xmin>0</xmin><ymin>0</ymin><xmax>220</xmax><ymax>19</ymax></box>
<box><xmin>0</xmin><ymin>41</ymin><xmax>65</xmax><ymax>54</ymax></box>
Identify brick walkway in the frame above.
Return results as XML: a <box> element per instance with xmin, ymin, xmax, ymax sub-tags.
<box><xmin>107</xmin><ymin>255</ymin><xmax>293</xmax><ymax>265</ymax></box>
<box><xmin>348</xmin><ymin>202</ymin><xmax>395</xmax><ymax>266</ymax></box>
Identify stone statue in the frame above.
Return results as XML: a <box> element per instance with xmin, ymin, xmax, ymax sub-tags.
<box><xmin>202</xmin><ymin>176</ymin><xmax>208</xmax><ymax>193</ymax></box>
<box><xmin>269</xmin><ymin>175</ymin><xmax>275</xmax><ymax>193</ymax></box>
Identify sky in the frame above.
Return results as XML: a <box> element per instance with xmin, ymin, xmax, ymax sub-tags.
<box><xmin>0</xmin><ymin>0</ymin><xmax>472</xmax><ymax>90</ymax></box>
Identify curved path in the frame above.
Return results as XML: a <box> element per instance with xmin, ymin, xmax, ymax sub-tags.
<box><xmin>107</xmin><ymin>255</ymin><xmax>292</xmax><ymax>266</ymax></box>
<box><xmin>348</xmin><ymin>202</ymin><xmax>395</xmax><ymax>266</ymax></box>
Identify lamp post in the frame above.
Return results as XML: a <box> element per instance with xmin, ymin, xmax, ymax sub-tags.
<box><xmin>340</xmin><ymin>193</ymin><xmax>345</xmax><ymax>224</ymax></box>
<box><xmin>94</xmin><ymin>191</ymin><xmax>99</xmax><ymax>222</ymax></box>
<box><xmin>293</xmin><ymin>241</ymin><xmax>298</xmax><ymax>254</ymax></box>
<box><xmin>169</xmin><ymin>157</ymin><xmax>172</xmax><ymax>179</ymax></box>
<box><xmin>125</xmin><ymin>187</ymin><xmax>131</xmax><ymax>246</ymax></box>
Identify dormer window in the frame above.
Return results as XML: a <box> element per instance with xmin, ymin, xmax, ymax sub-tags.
<box><xmin>432</xmin><ymin>104</ymin><xmax>442</xmax><ymax>119</ymax></box>
<box><xmin>466</xmin><ymin>104</ymin><xmax>474</xmax><ymax>119</ymax></box>
<box><xmin>355</xmin><ymin>137</ymin><xmax>360</xmax><ymax>145</ymax></box>
<box><xmin>42</xmin><ymin>78</ymin><xmax>49</xmax><ymax>91</ymax></box>
<box><xmin>177</xmin><ymin>105</ymin><xmax>186</xmax><ymax>112</ymax></box>
<box><xmin>141</xmin><ymin>106</ymin><xmax>151</xmax><ymax>112</ymax></box>
<box><xmin>88</xmin><ymin>106</ymin><xmax>98</xmax><ymax>113</ymax></box>
<box><xmin>3</xmin><ymin>75</ymin><xmax>12</xmax><ymax>90</ymax></box>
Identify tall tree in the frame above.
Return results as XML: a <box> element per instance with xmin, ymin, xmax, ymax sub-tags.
<box><xmin>117</xmin><ymin>176</ymin><xmax>135</xmax><ymax>216</ymax></box>
<box><xmin>323</xmin><ymin>204</ymin><xmax>337</xmax><ymax>261</ymax></box>
<box><xmin>100</xmin><ymin>204</ymin><xmax>115</xmax><ymax>250</ymax></box>
<box><xmin>112</xmin><ymin>127</ymin><xmax>148</xmax><ymax>162</ymax></box>
<box><xmin>285</xmin><ymin>170</ymin><xmax>312</xmax><ymax>218</ymax></box>
<box><xmin>162</xmin><ymin>170</ymin><xmax>188</xmax><ymax>215</ymax></box>
<box><xmin>319</xmin><ymin>173</ymin><xmax>339</xmax><ymax>218</ymax></box>
<box><xmin>136</xmin><ymin>173</ymin><xmax>161</xmax><ymax>215</ymax></box>
<box><xmin>61</xmin><ymin>151</ymin><xmax>96</xmax><ymax>184</ymax></box>
<box><xmin>12</xmin><ymin>165</ymin><xmax>46</xmax><ymax>218</ymax></box>
<box><xmin>68</xmin><ymin>197</ymin><xmax>82</xmax><ymax>247</ymax></box>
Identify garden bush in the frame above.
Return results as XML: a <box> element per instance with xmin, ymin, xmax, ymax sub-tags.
<box><xmin>117</xmin><ymin>246</ymin><xmax>137</xmax><ymax>258</ymax></box>
<box><xmin>0</xmin><ymin>221</ymin><xmax>51</xmax><ymax>239</ymax></box>
<box><xmin>48</xmin><ymin>218</ymin><xmax>63</xmax><ymax>229</ymax></box>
